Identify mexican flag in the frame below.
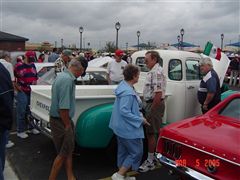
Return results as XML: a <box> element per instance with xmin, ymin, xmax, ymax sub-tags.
<box><xmin>203</xmin><ymin>41</ymin><xmax>221</xmax><ymax>60</ymax></box>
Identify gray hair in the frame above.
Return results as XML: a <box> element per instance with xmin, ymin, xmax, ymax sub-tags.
<box><xmin>199</xmin><ymin>57</ymin><xmax>213</xmax><ymax>67</ymax></box>
<box><xmin>69</xmin><ymin>59</ymin><xmax>83</xmax><ymax>70</ymax></box>
<box><xmin>0</xmin><ymin>50</ymin><xmax>10</xmax><ymax>59</ymax></box>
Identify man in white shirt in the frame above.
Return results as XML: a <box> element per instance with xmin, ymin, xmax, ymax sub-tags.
<box><xmin>107</xmin><ymin>49</ymin><xmax>127</xmax><ymax>85</ymax></box>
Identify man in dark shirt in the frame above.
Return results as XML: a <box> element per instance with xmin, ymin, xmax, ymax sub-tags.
<box><xmin>0</xmin><ymin>63</ymin><xmax>14</xmax><ymax>179</ymax></box>
<box><xmin>198</xmin><ymin>57</ymin><xmax>221</xmax><ymax>113</ymax></box>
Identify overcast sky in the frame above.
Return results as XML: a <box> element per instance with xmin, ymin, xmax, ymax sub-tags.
<box><xmin>0</xmin><ymin>0</ymin><xmax>239</xmax><ymax>50</ymax></box>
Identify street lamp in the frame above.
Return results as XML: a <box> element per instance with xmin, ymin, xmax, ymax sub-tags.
<box><xmin>79</xmin><ymin>26</ymin><xmax>84</xmax><ymax>52</ymax></box>
<box><xmin>180</xmin><ymin>28</ymin><xmax>184</xmax><ymax>50</ymax></box>
<box><xmin>221</xmin><ymin>33</ymin><xmax>224</xmax><ymax>50</ymax></box>
<box><xmin>115</xmin><ymin>22</ymin><xmax>121</xmax><ymax>49</ymax></box>
<box><xmin>61</xmin><ymin>38</ymin><xmax>63</xmax><ymax>49</ymax></box>
<box><xmin>54</xmin><ymin>41</ymin><xmax>57</xmax><ymax>48</ymax></box>
<box><xmin>137</xmin><ymin>30</ymin><xmax>140</xmax><ymax>50</ymax></box>
<box><xmin>177</xmin><ymin>35</ymin><xmax>180</xmax><ymax>50</ymax></box>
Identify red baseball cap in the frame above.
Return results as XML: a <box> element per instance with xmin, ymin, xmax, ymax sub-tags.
<box><xmin>25</xmin><ymin>51</ymin><xmax>36</xmax><ymax>58</ymax></box>
<box><xmin>115</xmin><ymin>49</ymin><xmax>124</xmax><ymax>57</ymax></box>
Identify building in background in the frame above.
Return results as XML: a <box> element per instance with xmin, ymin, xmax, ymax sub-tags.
<box><xmin>0</xmin><ymin>31</ymin><xmax>29</xmax><ymax>51</ymax></box>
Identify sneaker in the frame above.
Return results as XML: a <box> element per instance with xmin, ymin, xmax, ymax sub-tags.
<box><xmin>125</xmin><ymin>176</ymin><xmax>136</xmax><ymax>180</ymax></box>
<box><xmin>6</xmin><ymin>140</ymin><xmax>14</xmax><ymax>148</ymax></box>
<box><xmin>138</xmin><ymin>160</ymin><xmax>156</xmax><ymax>172</ymax></box>
<box><xmin>17</xmin><ymin>132</ymin><xmax>29</xmax><ymax>139</ymax></box>
<box><xmin>111</xmin><ymin>172</ymin><xmax>125</xmax><ymax>180</ymax></box>
<box><xmin>28</xmin><ymin>128</ymin><xmax>40</xmax><ymax>135</ymax></box>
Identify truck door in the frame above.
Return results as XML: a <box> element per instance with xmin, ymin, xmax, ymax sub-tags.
<box><xmin>185</xmin><ymin>58</ymin><xmax>202</xmax><ymax>118</ymax></box>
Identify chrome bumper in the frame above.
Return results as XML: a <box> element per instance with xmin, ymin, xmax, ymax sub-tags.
<box><xmin>156</xmin><ymin>153</ymin><xmax>214</xmax><ymax>180</ymax></box>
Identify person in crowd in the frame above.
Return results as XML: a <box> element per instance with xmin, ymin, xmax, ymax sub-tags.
<box><xmin>48</xmin><ymin>48</ymin><xmax>59</xmax><ymax>63</ymax></box>
<box><xmin>76</xmin><ymin>56</ymin><xmax>88</xmax><ymax>77</ymax></box>
<box><xmin>229</xmin><ymin>55</ymin><xmax>239</xmax><ymax>86</ymax></box>
<box><xmin>0</xmin><ymin>63</ymin><xmax>14</xmax><ymax>180</ymax></box>
<box><xmin>54</xmin><ymin>49</ymin><xmax>73</xmax><ymax>74</ymax></box>
<box><xmin>14</xmin><ymin>51</ymin><xmax>39</xmax><ymax>139</ymax></box>
<box><xmin>0</xmin><ymin>51</ymin><xmax>15</xmax><ymax>148</ymax></box>
<box><xmin>198</xmin><ymin>57</ymin><xmax>221</xmax><ymax>114</ymax></box>
<box><xmin>138</xmin><ymin>50</ymin><xmax>166</xmax><ymax>173</ymax></box>
<box><xmin>107</xmin><ymin>49</ymin><xmax>127</xmax><ymax>85</ymax></box>
<box><xmin>109</xmin><ymin>64</ymin><xmax>150</xmax><ymax>180</ymax></box>
<box><xmin>37</xmin><ymin>53</ymin><xmax>45</xmax><ymax>63</ymax></box>
<box><xmin>49</xmin><ymin>59</ymin><xmax>84</xmax><ymax>180</ymax></box>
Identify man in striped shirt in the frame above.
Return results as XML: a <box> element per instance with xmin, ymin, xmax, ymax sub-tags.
<box><xmin>14</xmin><ymin>51</ymin><xmax>40</xmax><ymax>139</ymax></box>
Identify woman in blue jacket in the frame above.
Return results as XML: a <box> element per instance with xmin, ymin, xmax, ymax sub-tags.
<box><xmin>109</xmin><ymin>64</ymin><xmax>150</xmax><ymax>180</ymax></box>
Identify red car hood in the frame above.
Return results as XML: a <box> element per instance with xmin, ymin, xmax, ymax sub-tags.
<box><xmin>161</xmin><ymin>115</ymin><xmax>240</xmax><ymax>165</ymax></box>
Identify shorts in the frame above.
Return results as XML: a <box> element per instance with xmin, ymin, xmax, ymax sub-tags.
<box><xmin>50</xmin><ymin>117</ymin><xmax>75</xmax><ymax>156</ymax></box>
<box><xmin>143</xmin><ymin>100</ymin><xmax>165</xmax><ymax>134</ymax></box>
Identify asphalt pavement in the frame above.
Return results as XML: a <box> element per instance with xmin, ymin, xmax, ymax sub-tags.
<box><xmin>5</xmin><ymin>85</ymin><xmax>239</xmax><ymax>180</ymax></box>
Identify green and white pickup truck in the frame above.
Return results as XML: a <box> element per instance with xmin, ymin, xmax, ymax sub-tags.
<box><xmin>30</xmin><ymin>50</ymin><xmax>229</xmax><ymax>149</ymax></box>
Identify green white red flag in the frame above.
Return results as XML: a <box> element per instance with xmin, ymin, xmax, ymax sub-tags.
<box><xmin>203</xmin><ymin>41</ymin><xmax>221</xmax><ymax>60</ymax></box>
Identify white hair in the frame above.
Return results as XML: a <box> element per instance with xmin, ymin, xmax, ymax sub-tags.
<box><xmin>199</xmin><ymin>57</ymin><xmax>213</xmax><ymax>67</ymax></box>
<box><xmin>69</xmin><ymin>59</ymin><xmax>83</xmax><ymax>70</ymax></box>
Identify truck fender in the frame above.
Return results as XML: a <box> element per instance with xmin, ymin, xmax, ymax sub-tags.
<box><xmin>75</xmin><ymin>103</ymin><xmax>114</xmax><ymax>148</ymax></box>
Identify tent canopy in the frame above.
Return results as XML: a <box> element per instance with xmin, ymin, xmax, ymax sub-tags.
<box><xmin>171</xmin><ymin>42</ymin><xmax>200</xmax><ymax>48</ymax></box>
<box><xmin>225</xmin><ymin>42</ymin><xmax>240</xmax><ymax>47</ymax></box>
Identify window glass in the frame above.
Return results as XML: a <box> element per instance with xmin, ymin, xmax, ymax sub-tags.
<box><xmin>168</xmin><ymin>59</ymin><xmax>182</xmax><ymax>81</ymax></box>
<box><xmin>135</xmin><ymin>56</ymin><xmax>163</xmax><ymax>72</ymax></box>
<box><xmin>186</xmin><ymin>60</ymin><xmax>201</xmax><ymax>80</ymax></box>
<box><xmin>136</xmin><ymin>57</ymin><xmax>149</xmax><ymax>72</ymax></box>
<box><xmin>220</xmin><ymin>98</ymin><xmax>240</xmax><ymax>120</ymax></box>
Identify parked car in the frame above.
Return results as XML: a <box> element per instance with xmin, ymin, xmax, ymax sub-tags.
<box><xmin>156</xmin><ymin>93</ymin><xmax>240</xmax><ymax>180</ymax></box>
<box><xmin>37</xmin><ymin>65</ymin><xmax>109</xmax><ymax>85</ymax></box>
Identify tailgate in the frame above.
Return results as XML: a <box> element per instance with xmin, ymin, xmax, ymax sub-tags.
<box><xmin>30</xmin><ymin>85</ymin><xmax>52</xmax><ymax>123</ymax></box>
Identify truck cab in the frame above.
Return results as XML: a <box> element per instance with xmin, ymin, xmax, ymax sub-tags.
<box><xmin>132</xmin><ymin>50</ymin><xmax>229</xmax><ymax>124</ymax></box>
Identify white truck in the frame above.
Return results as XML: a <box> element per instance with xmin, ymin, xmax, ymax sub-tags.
<box><xmin>30</xmin><ymin>50</ymin><xmax>229</xmax><ymax>149</ymax></box>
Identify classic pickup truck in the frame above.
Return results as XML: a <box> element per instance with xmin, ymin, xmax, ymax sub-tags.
<box><xmin>30</xmin><ymin>50</ymin><xmax>229</xmax><ymax>149</ymax></box>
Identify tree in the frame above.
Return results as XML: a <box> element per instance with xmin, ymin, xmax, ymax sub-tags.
<box><xmin>102</xmin><ymin>41</ymin><xmax>116</xmax><ymax>53</ymax></box>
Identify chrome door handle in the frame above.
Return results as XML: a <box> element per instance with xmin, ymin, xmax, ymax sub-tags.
<box><xmin>187</xmin><ymin>86</ymin><xmax>195</xmax><ymax>89</ymax></box>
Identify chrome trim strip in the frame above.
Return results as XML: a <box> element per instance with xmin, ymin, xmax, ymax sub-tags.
<box><xmin>161</xmin><ymin>136</ymin><xmax>240</xmax><ymax>167</ymax></box>
<box><xmin>156</xmin><ymin>153</ymin><xmax>215</xmax><ymax>180</ymax></box>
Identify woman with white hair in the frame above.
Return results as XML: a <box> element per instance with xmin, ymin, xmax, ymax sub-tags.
<box><xmin>197</xmin><ymin>57</ymin><xmax>221</xmax><ymax>113</ymax></box>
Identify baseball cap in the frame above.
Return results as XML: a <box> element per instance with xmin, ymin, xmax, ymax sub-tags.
<box><xmin>115</xmin><ymin>49</ymin><xmax>124</xmax><ymax>57</ymax></box>
<box><xmin>62</xmin><ymin>49</ymin><xmax>72</xmax><ymax>57</ymax></box>
<box><xmin>25</xmin><ymin>51</ymin><xmax>36</xmax><ymax>58</ymax></box>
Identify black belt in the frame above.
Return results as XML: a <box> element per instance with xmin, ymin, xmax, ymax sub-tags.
<box><xmin>145</xmin><ymin>99</ymin><xmax>164</xmax><ymax>103</ymax></box>
<box><xmin>50</xmin><ymin>116</ymin><xmax>61</xmax><ymax>120</ymax></box>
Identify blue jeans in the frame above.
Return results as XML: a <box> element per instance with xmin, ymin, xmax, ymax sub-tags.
<box><xmin>0</xmin><ymin>130</ymin><xmax>7</xmax><ymax>180</ymax></box>
<box><xmin>16</xmin><ymin>91</ymin><xmax>34</xmax><ymax>133</ymax></box>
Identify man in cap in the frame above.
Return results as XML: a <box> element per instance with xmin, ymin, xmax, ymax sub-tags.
<box><xmin>107</xmin><ymin>49</ymin><xmax>127</xmax><ymax>85</ymax></box>
<box><xmin>54</xmin><ymin>49</ymin><xmax>73</xmax><ymax>74</ymax></box>
<box><xmin>198</xmin><ymin>57</ymin><xmax>221</xmax><ymax>113</ymax></box>
<box><xmin>14</xmin><ymin>51</ymin><xmax>39</xmax><ymax>139</ymax></box>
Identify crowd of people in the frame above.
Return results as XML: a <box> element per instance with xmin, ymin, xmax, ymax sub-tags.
<box><xmin>0</xmin><ymin>47</ymin><xmax>238</xmax><ymax>180</ymax></box>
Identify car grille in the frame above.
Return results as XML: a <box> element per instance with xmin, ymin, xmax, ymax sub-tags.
<box><xmin>163</xmin><ymin>139</ymin><xmax>182</xmax><ymax>159</ymax></box>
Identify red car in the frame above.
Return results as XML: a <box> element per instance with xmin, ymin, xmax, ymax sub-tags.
<box><xmin>156</xmin><ymin>93</ymin><xmax>240</xmax><ymax>180</ymax></box>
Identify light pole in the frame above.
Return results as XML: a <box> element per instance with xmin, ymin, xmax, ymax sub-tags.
<box><xmin>221</xmin><ymin>33</ymin><xmax>224</xmax><ymax>50</ymax></box>
<box><xmin>115</xmin><ymin>22</ymin><xmax>121</xmax><ymax>49</ymax></box>
<box><xmin>137</xmin><ymin>30</ymin><xmax>140</xmax><ymax>50</ymax></box>
<box><xmin>126</xmin><ymin>42</ymin><xmax>128</xmax><ymax>52</ymax></box>
<box><xmin>54</xmin><ymin>41</ymin><xmax>57</xmax><ymax>48</ymax></box>
<box><xmin>177</xmin><ymin>35</ymin><xmax>180</xmax><ymax>50</ymax></box>
<box><xmin>61</xmin><ymin>38</ymin><xmax>63</xmax><ymax>49</ymax></box>
<box><xmin>79</xmin><ymin>26</ymin><xmax>84</xmax><ymax>52</ymax></box>
<box><xmin>180</xmin><ymin>28</ymin><xmax>184</xmax><ymax>50</ymax></box>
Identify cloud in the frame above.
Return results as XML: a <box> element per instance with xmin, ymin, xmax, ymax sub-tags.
<box><xmin>1</xmin><ymin>0</ymin><xmax>239</xmax><ymax>49</ymax></box>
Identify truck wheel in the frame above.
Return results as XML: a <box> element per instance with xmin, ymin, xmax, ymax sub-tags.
<box><xmin>105</xmin><ymin>136</ymin><xmax>117</xmax><ymax>164</ymax></box>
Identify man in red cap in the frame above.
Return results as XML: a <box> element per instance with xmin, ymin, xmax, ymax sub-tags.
<box><xmin>14</xmin><ymin>51</ymin><xmax>39</xmax><ymax>139</ymax></box>
<box><xmin>107</xmin><ymin>49</ymin><xmax>127</xmax><ymax>85</ymax></box>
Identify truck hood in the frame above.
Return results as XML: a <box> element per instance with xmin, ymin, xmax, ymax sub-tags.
<box><xmin>162</xmin><ymin>115</ymin><xmax>240</xmax><ymax>164</ymax></box>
